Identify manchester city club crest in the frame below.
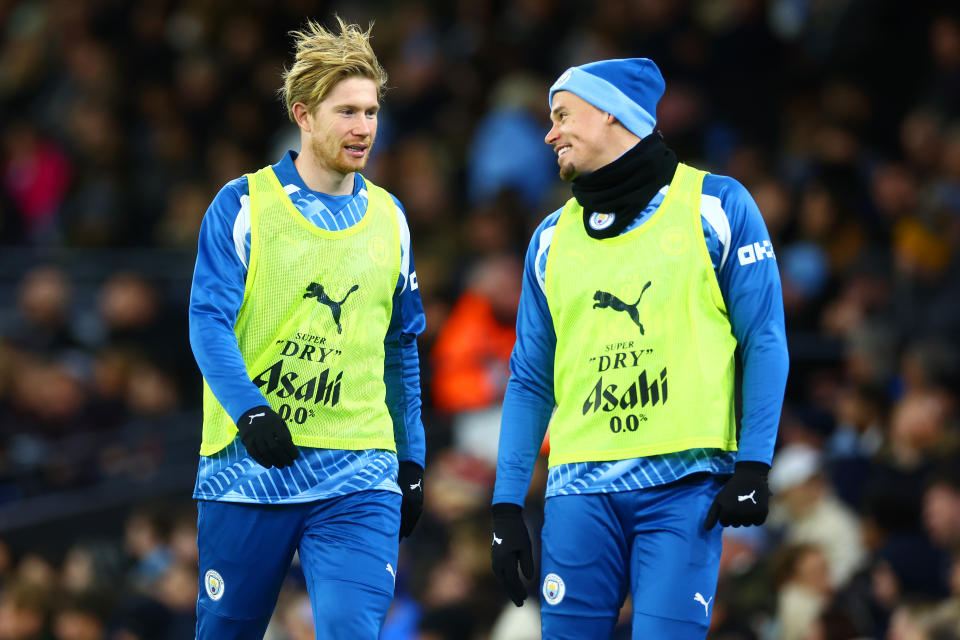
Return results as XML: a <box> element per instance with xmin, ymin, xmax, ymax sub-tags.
<box><xmin>542</xmin><ymin>572</ymin><xmax>566</xmax><ymax>605</ymax></box>
<box><xmin>205</xmin><ymin>569</ymin><xmax>225</xmax><ymax>601</ymax></box>
<box><xmin>589</xmin><ymin>212</ymin><xmax>616</xmax><ymax>231</ymax></box>
<box><xmin>660</xmin><ymin>225</ymin><xmax>690</xmax><ymax>255</ymax></box>
<box><xmin>368</xmin><ymin>235</ymin><xmax>388</xmax><ymax>265</ymax></box>
<box><xmin>553</xmin><ymin>68</ymin><xmax>572</xmax><ymax>89</ymax></box>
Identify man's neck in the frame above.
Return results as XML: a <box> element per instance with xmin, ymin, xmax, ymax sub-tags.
<box><xmin>294</xmin><ymin>151</ymin><xmax>355</xmax><ymax>196</ymax></box>
<box><xmin>598</xmin><ymin>129</ymin><xmax>642</xmax><ymax>169</ymax></box>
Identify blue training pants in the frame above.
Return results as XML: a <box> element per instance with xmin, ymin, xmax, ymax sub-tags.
<box><xmin>539</xmin><ymin>474</ymin><xmax>724</xmax><ymax>639</ymax></box>
<box><xmin>195</xmin><ymin>490</ymin><xmax>401</xmax><ymax>639</ymax></box>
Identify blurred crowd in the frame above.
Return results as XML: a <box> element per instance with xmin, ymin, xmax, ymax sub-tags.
<box><xmin>0</xmin><ymin>266</ymin><xmax>194</xmax><ymax>503</ymax></box>
<box><xmin>1</xmin><ymin>0</ymin><xmax>960</xmax><ymax>638</ymax></box>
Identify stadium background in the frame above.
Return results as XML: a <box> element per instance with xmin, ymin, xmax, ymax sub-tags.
<box><xmin>1</xmin><ymin>0</ymin><xmax>960</xmax><ymax>638</ymax></box>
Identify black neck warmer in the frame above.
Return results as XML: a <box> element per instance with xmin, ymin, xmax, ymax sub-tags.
<box><xmin>571</xmin><ymin>132</ymin><xmax>678</xmax><ymax>239</ymax></box>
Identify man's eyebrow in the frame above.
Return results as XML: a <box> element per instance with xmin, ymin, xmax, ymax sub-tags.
<box><xmin>332</xmin><ymin>102</ymin><xmax>380</xmax><ymax>111</ymax></box>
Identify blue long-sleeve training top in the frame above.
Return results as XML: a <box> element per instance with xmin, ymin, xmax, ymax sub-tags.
<box><xmin>189</xmin><ymin>151</ymin><xmax>426</xmax><ymax>504</ymax></box>
<box><xmin>493</xmin><ymin>172</ymin><xmax>789</xmax><ymax>506</ymax></box>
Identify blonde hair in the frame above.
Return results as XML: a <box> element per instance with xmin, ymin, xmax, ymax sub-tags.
<box><xmin>281</xmin><ymin>16</ymin><xmax>387</xmax><ymax>122</ymax></box>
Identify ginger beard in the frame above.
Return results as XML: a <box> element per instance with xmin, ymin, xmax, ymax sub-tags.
<box><xmin>309</xmin><ymin>117</ymin><xmax>375</xmax><ymax>176</ymax></box>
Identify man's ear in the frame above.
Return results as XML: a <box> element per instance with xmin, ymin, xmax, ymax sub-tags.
<box><xmin>604</xmin><ymin>112</ymin><xmax>618</xmax><ymax>125</ymax></box>
<box><xmin>292</xmin><ymin>103</ymin><xmax>312</xmax><ymax>132</ymax></box>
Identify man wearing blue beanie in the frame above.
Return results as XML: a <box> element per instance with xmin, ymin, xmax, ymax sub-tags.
<box><xmin>490</xmin><ymin>58</ymin><xmax>789</xmax><ymax>638</ymax></box>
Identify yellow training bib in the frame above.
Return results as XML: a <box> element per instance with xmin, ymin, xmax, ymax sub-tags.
<box><xmin>544</xmin><ymin>163</ymin><xmax>738</xmax><ymax>466</ymax></box>
<box><xmin>200</xmin><ymin>167</ymin><xmax>400</xmax><ymax>455</ymax></box>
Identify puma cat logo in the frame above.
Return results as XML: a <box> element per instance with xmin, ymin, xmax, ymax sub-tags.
<box><xmin>694</xmin><ymin>592</ymin><xmax>713</xmax><ymax>616</ymax></box>
<box><xmin>303</xmin><ymin>283</ymin><xmax>359</xmax><ymax>334</ymax></box>
<box><xmin>592</xmin><ymin>281</ymin><xmax>652</xmax><ymax>333</ymax></box>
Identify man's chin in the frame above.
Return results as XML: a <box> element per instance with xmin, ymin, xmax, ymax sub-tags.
<box><xmin>559</xmin><ymin>165</ymin><xmax>578</xmax><ymax>182</ymax></box>
<box><xmin>333</xmin><ymin>156</ymin><xmax>368</xmax><ymax>175</ymax></box>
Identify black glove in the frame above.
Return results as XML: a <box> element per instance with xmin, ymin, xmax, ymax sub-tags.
<box><xmin>237</xmin><ymin>405</ymin><xmax>300</xmax><ymax>469</ymax></box>
<box><xmin>491</xmin><ymin>503</ymin><xmax>534</xmax><ymax>607</ymax></box>
<box><xmin>705</xmin><ymin>461</ymin><xmax>771</xmax><ymax>529</ymax></box>
<box><xmin>398</xmin><ymin>461</ymin><xmax>424</xmax><ymax>540</ymax></box>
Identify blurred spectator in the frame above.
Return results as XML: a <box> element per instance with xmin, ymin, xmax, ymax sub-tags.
<box><xmin>900</xmin><ymin>108</ymin><xmax>945</xmax><ymax>177</ymax></box>
<box><xmin>0</xmin><ymin>121</ymin><xmax>72</xmax><ymax>244</ymax></box>
<box><xmin>705</xmin><ymin>577</ymin><xmax>762</xmax><ymax>640</ymax></box>
<box><xmin>0</xmin><ymin>540</ymin><xmax>13</xmax><ymax>585</ymax></box>
<box><xmin>0</xmin><ymin>581</ymin><xmax>49</xmax><ymax>640</ymax></box>
<box><xmin>51</xmin><ymin>593</ymin><xmax>107</xmax><ymax>640</ymax></box>
<box><xmin>422</xmin><ymin>452</ymin><xmax>494</xmax><ymax>527</ymax></box>
<box><xmin>925</xmin><ymin>12</ymin><xmax>960</xmax><ymax>114</ymax></box>
<box><xmin>713</xmin><ymin>527</ymin><xmax>775</xmax><ymax>636</ymax></box>
<box><xmin>900</xmin><ymin>339</ymin><xmax>960</xmax><ymax>394</ymax></box>
<box><xmin>166</xmin><ymin>508</ymin><xmax>198</xmax><ymax>568</ymax></box>
<box><xmin>780</xmin><ymin>241</ymin><xmax>830</xmax><ymax>315</ymax></box>
<box><xmin>431</xmin><ymin>254</ymin><xmax>520</xmax><ymax>465</ymax></box>
<box><xmin>467</xmin><ymin>73</ymin><xmax>556</xmax><ymax>211</ymax></box>
<box><xmin>805</xmin><ymin>604</ymin><xmax>861</xmax><ymax>640</ymax></box>
<box><xmin>885</xmin><ymin>601</ymin><xmax>950</xmax><ymax>640</ymax></box>
<box><xmin>60</xmin><ymin>540</ymin><xmax>123</xmax><ymax>598</ymax></box>
<box><xmin>151</xmin><ymin>561</ymin><xmax>197</xmax><ymax>639</ymax></box>
<box><xmin>923</xmin><ymin>467</ymin><xmax>960</xmax><ymax>552</ymax></box>
<box><xmin>4</xmin><ymin>266</ymin><xmax>79</xmax><ymax>356</ymax></box>
<box><xmin>122</xmin><ymin>506</ymin><xmax>171</xmax><ymax>591</ymax></box>
<box><xmin>124</xmin><ymin>360</ymin><xmax>180</xmax><ymax>418</ymax></box>
<box><xmin>95</xmin><ymin>271</ymin><xmax>192</xmax><ymax>399</ymax></box>
<box><xmin>886</xmin><ymin>391</ymin><xmax>955</xmax><ymax>472</ymax></box>
<box><xmin>96</xmin><ymin>273</ymin><xmax>164</xmax><ymax>354</ymax></box>
<box><xmin>153</xmin><ymin>181</ymin><xmax>207</xmax><ymax>249</ymax></box>
<box><xmin>924</xmin><ymin>553</ymin><xmax>960</xmax><ymax>637</ymax></box>
<box><xmin>12</xmin><ymin>554</ymin><xmax>55</xmax><ymax>592</ymax></box>
<box><xmin>825</xmin><ymin>382</ymin><xmax>887</xmax><ymax>509</ymax></box>
<box><xmin>768</xmin><ymin>444</ymin><xmax>866</xmax><ymax>589</ymax></box>
<box><xmin>770</xmin><ymin>543</ymin><xmax>834</xmax><ymax>640</ymax></box>
<box><xmin>868</xmin><ymin>528</ymin><xmax>951</xmax><ymax>621</ymax></box>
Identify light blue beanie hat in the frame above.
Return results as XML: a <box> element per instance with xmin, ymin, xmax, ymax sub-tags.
<box><xmin>549</xmin><ymin>58</ymin><xmax>665</xmax><ymax>139</ymax></box>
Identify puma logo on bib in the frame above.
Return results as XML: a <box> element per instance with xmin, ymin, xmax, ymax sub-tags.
<box><xmin>303</xmin><ymin>282</ymin><xmax>359</xmax><ymax>334</ymax></box>
<box><xmin>592</xmin><ymin>281</ymin><xmax>652</xmax><ymax>333</ymax></box>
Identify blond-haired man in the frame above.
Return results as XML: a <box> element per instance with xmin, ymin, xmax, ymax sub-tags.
<box><xmin>189</xmin><ymin>18</ymin><xmax>425</xmax><ymax>638</ymax></box>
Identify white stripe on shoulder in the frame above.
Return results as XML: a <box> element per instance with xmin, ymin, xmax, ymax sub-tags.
<box><xmin>396</xmin><ymin>203</ymin><xmax>411</xmax><ymax>292</ymax></box>
<box><xmin>233</xmin><ymin>194</ymin><xmax>251</xmax><ymax>269</ymax></box>
<box><xmin>701</xmin><ymin>193</ymin><xmax>731</xmax><ymax>270</ymax></box>
<box><xmin>284</xmin><ymin>184</ymin><xmax>300</xmax><ymax>195</ymax></box>
<box><xmin>535</xmin><ymin>224</ymin><xmax>556</xmax><ymax>295</ymax></box>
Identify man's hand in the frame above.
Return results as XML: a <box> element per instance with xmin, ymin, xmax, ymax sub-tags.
<box><xmin>398</xmin><ymin>461</ymin><xmax>424</xmax><ymax>540</ymax></box>
<box><xmin>705</xmin><ymin>461</ymin><xmax>771</xmax><ymax>529</ymax></box>
<box><xmin>491</xmin><ymin>503</ymin><xmax>534</xmax><ymax>606</ymax></box>
<box><xmin>237</xmin><ymin>405</ymin><xmax>300</xmax><ymax>469</ymax></box>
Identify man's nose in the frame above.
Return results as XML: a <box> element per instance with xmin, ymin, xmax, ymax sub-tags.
<box><xmin>544</xmin><ymin>123</ymin><xmax>558</xmax><ymax>145</ymax></box>
<box><xmin>354</xmin><ymin>116</ymin><xmax>371</xmax><ymax>136</ymax></box>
